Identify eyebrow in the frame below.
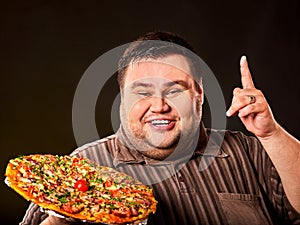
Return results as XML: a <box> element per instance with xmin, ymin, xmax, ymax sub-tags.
<box><xmin>130</xmin><ymin>82</ymin><xmax>154</xmax><ymax>89</ymax></box>
<box><xmin>164</xmin><ymin>80</ymin><xmax>190</xmax><ymax>89</ymax></box>
<box><xmin>130</xmin><ymin>80</ymin><xmax>190</xmax><ymax>90</ymax></box>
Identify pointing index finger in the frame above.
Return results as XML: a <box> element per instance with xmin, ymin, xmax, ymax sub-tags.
<box><xmin>240</xmin><ymin>56</ymin><xmax>255</xmax><ymax>89</ymax></box>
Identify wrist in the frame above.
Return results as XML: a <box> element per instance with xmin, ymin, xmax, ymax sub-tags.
<box><xmin>258</xmin><ymin>122</ymin><xmax>281</xmax><ymax>142</ymax></box>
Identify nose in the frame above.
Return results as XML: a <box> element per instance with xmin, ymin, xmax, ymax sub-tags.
<box><xmin>149</xmin><ymin>97</ymin><xmax>170</xmax><ymax>113</ymax></box>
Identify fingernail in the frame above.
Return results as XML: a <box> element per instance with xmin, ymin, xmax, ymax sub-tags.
<box><xmin>240</xmin><ymin>55</ymin><xmax>247</xmax><ymax>65</ymax></box>
<box><xmin>226</xmin><ymin>110</ymin><xmax>230</xmax><ymax>117</ymax></box>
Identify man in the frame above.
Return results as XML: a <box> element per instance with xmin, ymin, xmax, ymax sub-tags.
<box><xmin>20</xmin><ymin>31</ymin><xmax>300</xmax><ymax>225</ymax></box>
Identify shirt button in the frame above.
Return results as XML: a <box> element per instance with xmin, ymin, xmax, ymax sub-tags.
<box><xmin>179</xmin><ymin>176</ymin><xmax>185</xmax><ymax>183</ymax></box>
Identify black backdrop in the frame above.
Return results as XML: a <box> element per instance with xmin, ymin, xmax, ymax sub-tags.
<box><xmin>1</xmin><ymin>1</ymin><xmax>299</xmax><ymax>224</ymax></box>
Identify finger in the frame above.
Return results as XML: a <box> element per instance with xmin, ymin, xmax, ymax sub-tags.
<box><xmin>240</xmin><ymin>56</ymin><xmax>255</xmax><ymax>89</ymax></box>
<box><xmin>238</xmin><ymin>101</ymin><xmax>264</xmax><ymax>117</ymax></box>
<box><xmin>226</xmin><ymin>87</ymin><xmax>245</xmax><ymax>116</ymax></box>
<box><xmin>226</xmin><ymin>94</ymin><xmax>257</xmax><ymax>117</ymax></box>
<box><xmin>233</xmin><ymin>87</ymin><xmax>242</xmax><ymax>96</ymax></box>
<box><xmin>226</xmin><ymin>88</ymin><xmax>242</xmax><ymax>116</ymax></box>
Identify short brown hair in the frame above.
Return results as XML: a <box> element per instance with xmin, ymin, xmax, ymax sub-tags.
<box><xmin>117</xmin><ymin>31</ymin><xmax>202</xmax><ymax>89</ymax></box>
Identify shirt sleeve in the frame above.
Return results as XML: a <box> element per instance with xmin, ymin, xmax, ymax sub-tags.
<box><xmin>19</xmin><ymin>203</ymin><xmax>48</xmax><ymax>225</ymax></box>
<box><xmin>240</xmin><ymin>133</ymin><xmax>300</xmax><ymax>224</ymax></box>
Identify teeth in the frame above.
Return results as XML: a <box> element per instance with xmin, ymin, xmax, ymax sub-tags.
<box><xmin>151</xmin><ymin>120</ymin><xmax>171</xmax><ymax>126</ymax></box>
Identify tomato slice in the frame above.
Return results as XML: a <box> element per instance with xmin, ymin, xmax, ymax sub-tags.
<box><xmin>74</xmin><ymin>179</ymin><xmax>89</xmax><ymax>192</ymax></box>
<box><xmin>104</xmin><ymin>179</ymin><xmax>112</xmax><ymax>187</ymax></box>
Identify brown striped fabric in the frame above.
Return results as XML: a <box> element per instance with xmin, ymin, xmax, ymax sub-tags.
<box><xmin>20</xmin><ymin>124</ymin><xmax>300</xmax><ymax>225</ymax></box>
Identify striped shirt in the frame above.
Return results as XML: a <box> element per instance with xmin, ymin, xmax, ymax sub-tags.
<box><xmin>20</xmin><ymin>123</ymin><xmax>300</xmax><ymax>225</ymax></box>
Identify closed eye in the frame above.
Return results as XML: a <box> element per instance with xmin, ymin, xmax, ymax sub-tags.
<box><xmin>168</xmin><ymin>89</ymin><xmax>183</xmax><ymax>94</ymax></box>
<box><xmin>137</xmin><ymin>91</ymin><xmax>152</xmax><ymax>97</ymax></box>
<box><xmin>164</xmin><ymin>88</ymin><xmax>184</xmax><ymax>97</ymax></box>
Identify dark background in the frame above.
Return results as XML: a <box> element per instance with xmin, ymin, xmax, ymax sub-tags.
<box><xmin>1</xmin><ymin>1</ymin><xmax>299</xmax><ymax>224</ymax></box>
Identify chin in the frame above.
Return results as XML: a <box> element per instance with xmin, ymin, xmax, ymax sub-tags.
<box><xmin>145</xmin><ymin>134</ymin><xmax>180</xmax><ymax>150</ymax></box>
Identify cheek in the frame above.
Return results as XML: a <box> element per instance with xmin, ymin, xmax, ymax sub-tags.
<box><xmin>125</xmin><ymin>99</ymin><xmax>150</xmax><ymax>122</ymax></box>
<box><xmin>129</xmin><ymin>105</ymin><xmax>144</xmax><ymax>121</ymax></box>
<box><xmin>168</xmin><ymin>95</ymin><xmax>196</xmax><ymax>117</ymax></box>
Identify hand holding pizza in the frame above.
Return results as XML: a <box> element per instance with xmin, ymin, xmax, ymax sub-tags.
<box><xmin>226</xmin><ymin>56</ymin><xmax>279</xmax><ymax>139</ymax></box>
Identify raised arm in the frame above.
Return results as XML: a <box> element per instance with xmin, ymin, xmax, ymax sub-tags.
<box><xmin>226</xmin><ymin>56</ymin><xmax>300</xmax><ymax>213</ymax></box>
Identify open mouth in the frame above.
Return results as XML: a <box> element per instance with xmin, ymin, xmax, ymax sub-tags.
<box><xmin>151</xmin><ymin>120</ymin><xmax>172</xmax><ymax>127</ymax></box>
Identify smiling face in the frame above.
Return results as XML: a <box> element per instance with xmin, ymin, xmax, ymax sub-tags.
<box><xmin>120</xmin><ymin>55</ymin><xmax>203</xmax><ymax>159</ymax></box>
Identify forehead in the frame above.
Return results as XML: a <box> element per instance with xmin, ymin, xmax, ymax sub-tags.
<box><xmin>123</xmin><ymin>55</ymin><xmax>194</xmax><ymax>86</ymax></box>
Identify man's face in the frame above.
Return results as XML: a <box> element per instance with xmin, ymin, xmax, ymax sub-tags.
<box><xmin>120</xmin><ymin>55</ymin><xmax>203</xmax><ymax>154</ymax></box>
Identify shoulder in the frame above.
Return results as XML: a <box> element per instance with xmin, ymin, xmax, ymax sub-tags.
<box><xmin>206</xmin><ymin>128</ymin><xmax>267</xmax><ymax>163</ymax></box>
<box><xmin>70</xmin><ymin>134</ymin><xmax>117</xmax><ymax>167</ymax></box>
<box><xmin>70</xmin><ymin>134</ymin><xmax>116</xmax><ymax>155</ymax></box>
<box><xmin>211</xmin><ymin>129</ymin><xmax>272</xmax><ymax>171</ymax></box>
<box><xmin>209</xmin><ymin>128</ymin><xmax>263</xmax><ymax>152</ymax></box>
